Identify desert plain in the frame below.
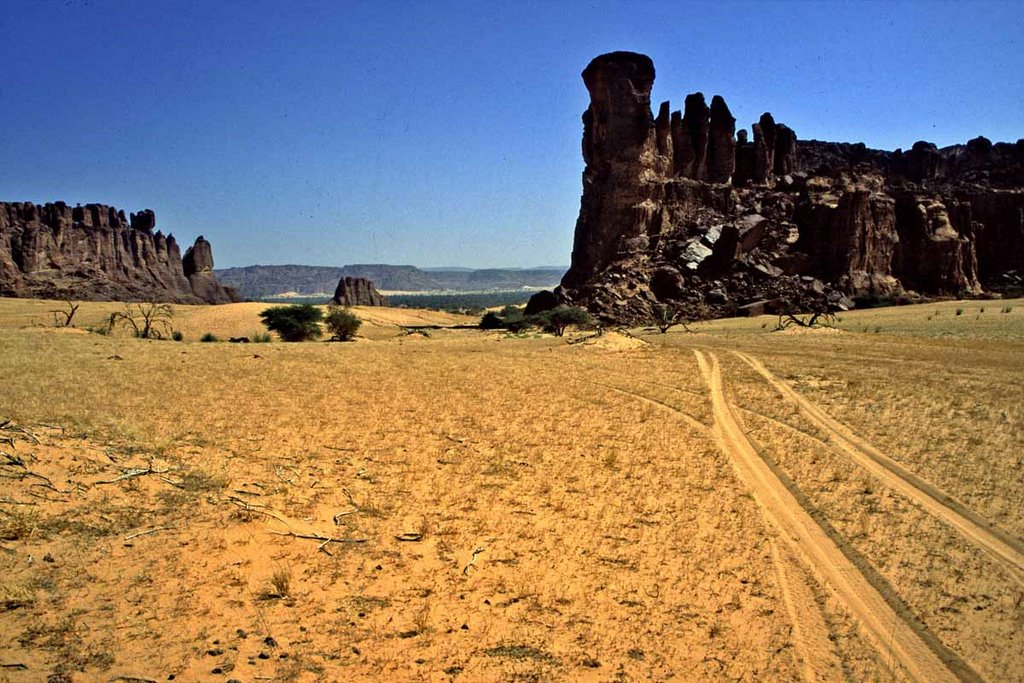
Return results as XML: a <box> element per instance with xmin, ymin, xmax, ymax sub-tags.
<box><xmin>0</xmin><ymin>297</ymin><xmax>1022</xmax><ymax>682</ymax></box>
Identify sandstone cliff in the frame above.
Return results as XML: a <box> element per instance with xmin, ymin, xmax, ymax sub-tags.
<box><xmin>0</xmin><ymin>201</ymin><xmax>230</xmax><ymax>304</ymax></box>
<box><xmin>558</xmin><ymin>52</ymin><xmax>1024</xmax><ymax>322</ymax></box>
<box><xmin>331</xmin><ymin>277</ymin><xmax>388</xmax><ymax>306</ymax></box>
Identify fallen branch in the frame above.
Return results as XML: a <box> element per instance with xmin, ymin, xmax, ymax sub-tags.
<box><xmin>0</xmin><ymin>497</ymin><xmax>37</xmax><ymax>506</ymax></box>
<box><xmin>463</xmin><ymin>546</ymin><xmax>485</xmax><ymax>576</ymax></box>
<box><xmin>124</xmin><ymin>526</ymin><xmax>172</xmax><ymax>541</ymax></box>
<box><xmin>2</xmin><ymin>451</ymin><xmax>25</xmax><ymax>467</ymax></box>
<box><xmin>332</xmin><ymin>488</ymin><xmax>362</xmax><ymax>523</ymax></box>
<box><xmin>96</xmin><ymin>464</ymin><xmax>169</xmax><ymax>485</ymax></box>
<box><xmin>268</xmin><ymin>530</ymin><xmax>367</xmax><ymax>556</ymax></box>
<box><xmin>226</xmin><ymin>496</ymin><xmax>295</xmax><ymax>528</ymax></box>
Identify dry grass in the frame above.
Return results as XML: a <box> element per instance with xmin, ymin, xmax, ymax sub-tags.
<box><xmin>0</xmin><ymin>296</ymin><xmax>1020</xmax><ymax>681</ymax></box>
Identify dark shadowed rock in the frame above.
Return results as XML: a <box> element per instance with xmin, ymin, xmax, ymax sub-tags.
<box><xmin>707</xmin><ymin>96</ymin><xmax>736</xmax><ymax>184</ymax></box>
<box><xmin>558</xmin><ymin>52</ymin><xmax>1023</xmax><ymax>324</ymax></box>
<box><xmin>525</xmin><ymin>289</ymin><xmax>560</xmax><ymax>315</ymax></box>
<box><xmin>562</xmin><ymin>51</ymin><xmax>657</xmax><ymax>289</ymax></box>
<box><xmin>332</xmin><ymin>277</ymin><xmax>388</xmax><ymax>306</ymax></box>
<box><xmin>678</xmin><ymin>93</ymin><xmax>710</xmax><ymax>180</ymax></box>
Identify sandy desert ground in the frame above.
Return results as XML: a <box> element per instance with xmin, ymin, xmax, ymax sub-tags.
<box><xmin>0</xmin><ymin>297</ymin><xmax>1021</xmax><ymax>682</ymax></box>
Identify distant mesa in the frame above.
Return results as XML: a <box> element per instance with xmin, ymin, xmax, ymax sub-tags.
<box><xmin>332</xmin><ymin>276</ymin><xmax>388</xmax><ymax>306</ymax></box>
<box><xmin>0</xmin><ymin>201</ymin><xmax>231</xmax><ymax>304</ymax></box>
<box><xmin>558</xmin><ymin>51</ymin><xmax>1024</xmax><ymax>323</ymax></box>
<box><xmin>215</xmin><ymin>264</ymin><xmax>566</xmax><ymax>299</ymax></box>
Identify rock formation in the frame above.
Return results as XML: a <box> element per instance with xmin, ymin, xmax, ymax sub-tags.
<box><xmin>558</xmin><ymin>52</ymin><xmax>1024</xmax><ymax>323</ymax></box>
<box><xmin>331</xmin><ymin>277</ymin><xmax>388</xmax><ymax>306</ymax></box>
<box><xmin>0</xmin><ymin>201</ymin><xmax>230</xmax><ymax>304</ymax></box>
<box><xmin>183</xmin><ymin>235</ymin><xmax>232</xmax><ymax>304</ymax></box>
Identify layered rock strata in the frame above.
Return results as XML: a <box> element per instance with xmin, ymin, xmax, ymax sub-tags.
<box><xmin>557</xmin><ymin>51</ymin><xmax>1024</xmax><ymax>322</ymax></box>
<box><xmin>0</xmin><ymin>201</ymin><xmax>230</xmax><ymax>304</ymax></box>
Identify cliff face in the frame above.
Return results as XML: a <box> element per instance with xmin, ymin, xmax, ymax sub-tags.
<box><xmin>0</xmin><ymin>201</ymin><xmax>230</xmax><ymax>304</ymax></box>
<box><xmin>559</xmin><ymin>52</ymin><xmax>1024</xmax><ymax>322</ymax></box>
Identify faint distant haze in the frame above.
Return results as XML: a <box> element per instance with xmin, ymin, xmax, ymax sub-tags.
<box><xmin>1</xmin><ymin>1</ymin><xmax>1020</xmax><ymax>269</ymax></box>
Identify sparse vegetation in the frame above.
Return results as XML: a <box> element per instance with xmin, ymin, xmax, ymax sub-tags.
<box><xmin>259</xmin><ymin>304</ymin><xmax>324</xmax><ymax>342</ymax></box>
<box><xmin>531</xmin><ymin>305</ymin><xmax>593</xmax><ymax>337</ymax></box>
<box><xmin>262</xmin><ymin>565</ymin><xmax>292</xmax><ymax>599</ymax></box>
<box><xmin>49</xmin><ymin>300</ymin><xmax>80</xmax><ymax>328</ymax></box>
<box><xmin>324</xmin><ymin>305</ymin><xmax>362</xmax><ymax>341</ymax></box>
<box><xmin>200</xmin><ymin>332</ymin><xmax>218</xmax><ymax>342</ymax></box>
<box><xmin>109</xmin><ymin>303</ymin><xmax>175</xmax><ymax>339</ymax></box>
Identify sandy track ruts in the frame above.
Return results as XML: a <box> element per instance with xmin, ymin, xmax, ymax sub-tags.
<box><xmin>694</xmin><ymin>350</ymin><xmax>964</xmax><ymax>683</ymax></box>
<box><xmin>769</xmin><ymin>540</ymin><xmax>843</xmax><ymax>683</ymax></box>
<box><xmin>589</xmin><ymin>381</ymin><xmax>711</xmax><ymax>437</ymax></box>
<box><xmin>733</xmin><ymin>350</ymin><xmax>1024</xmax><ymax>586</ymax></box>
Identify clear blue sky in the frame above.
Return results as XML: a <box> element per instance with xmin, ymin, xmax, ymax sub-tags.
<box><xmin>2</xmin><ymin>0</ymin><xmax>1021</xmax><ymax>268</ymax></box>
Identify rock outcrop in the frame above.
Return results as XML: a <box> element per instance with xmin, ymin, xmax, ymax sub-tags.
<box><xmin>331</xmin><ymin>277</ymin><xmax>388</xmax><ymax>306</ymax></box>
<box><xmin>183</xmin><ymin>235</ymin><xmax>232</xmax><ymax>304</ymax></box>
<box><xmin>0</xmin><ymin>201</ymin><xmax>230</xmax><ymax>304</ymax></box>
<box><xmin>558</xmin><ymin>52</ymin><xmax>1024</xmax><ymax>322</ymax></box>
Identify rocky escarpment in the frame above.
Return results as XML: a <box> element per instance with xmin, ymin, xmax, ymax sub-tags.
<box><xmin>331</xmin><ymin>277</ymin><xmax>388</xmax><ymax>306</ymax></box>
<box><xmin>556</xmin><ymin>51</ymin><xmax>1024</xmax><ymax>323</ymax></box>
<box><xmin>0</xmin><ymin>201</ymin><xmax>231</xmax><ymax>304</ymax></box>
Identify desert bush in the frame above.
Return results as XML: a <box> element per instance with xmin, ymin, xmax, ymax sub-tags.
<box><xmin>172</xmin><ymin>330</ymin><xmax>184</xmax><ymax>341</ymax></box>
<box><xmin>479</xmin><ymin>312</ymin><xmax>505</xmax><ymax>329</ymax></box>
<box><xmin>49</xmin><ymin>300</ymin><xmax>80</xmax><ymax>328</ymax></box>
<box><xmin>250</xmin><ymin>331</ymin><xmax>272</xmax><ymax>343</ymax></box>
<box><xmin>259</xmin><ymin>304</ymin><xmax>324</xmax><ymax>342</ymax></box>
<box><xmin>478</xmin><ymin>306</ymin><xmax>534</xmax><ymax>332</ymax></box>
<box><xmin>109</xmin><ymin>303</ymin><xmax>174</xmax><ymax>339</ymax></box>
<box><xmin>325</xmin><ymin>305</ymin><xmax>361</xmax><ymax>341</ymax></box>
<box><xmin>200</xmin><ymin>332</ymin><xmax>218</xmax><ymax>342</ymax></box>
<box><xmin>532</xmin><ymin>305</ymin><xmax>593</xmax><ymax>337</ymax></box>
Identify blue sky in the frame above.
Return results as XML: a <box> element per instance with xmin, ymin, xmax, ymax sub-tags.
<box><xmin>1</xmin><ymin>0</ymin><xmax>1021</xmax><ymax>268</ymax></box>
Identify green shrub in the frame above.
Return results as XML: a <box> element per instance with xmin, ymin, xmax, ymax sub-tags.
<box><xmin>478</xmin><ymin>305</ymin><xmax>534</xmax><ymax>332</ymax></box>
<box><xmin>532</xmin><ymin>305</ymin><xmax>593</xmax><ymax>337</ymax></box>
<box><xmin>259</xmin><ymin>304</ymin><xmax>324</xmax><ymax>342</ymax></box>
<box><xmin>251</xmin><ymin>331</ymin><xmax>272</xmax><ymax>343</ymax></box>
<box><xmin>479</xmin><ymin>311</ymin><xmax>505</xmax><ymax>329</ymax></box>
<box><xmin>325</xmin><ymin>306</ymin><xmax>361</xmax><ymax>341</ymax></box>
<box><xmin>200</xmin><ymin>332</ymin><xmax>218</xmax><ymax>343</ymax></box>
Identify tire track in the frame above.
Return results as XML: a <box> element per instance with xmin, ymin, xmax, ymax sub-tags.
<box><xmin>732</xmin><ymin>350</ymin><xmax>1024</xmax><ymax>587</ymax></box>
<box><xmin>694</xmin><ymin>350</ymin><xmax>969</xmax><ymax>683</ymax></box>
<box><xmin>588</xmin><ymin>381</ymin><xmax>711</xmax><ymax>437</ymax></box>
<box><xmin>769</xmin><ymin>540</ymin><xmax>843</xmax><ymax>683</ymax></box>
